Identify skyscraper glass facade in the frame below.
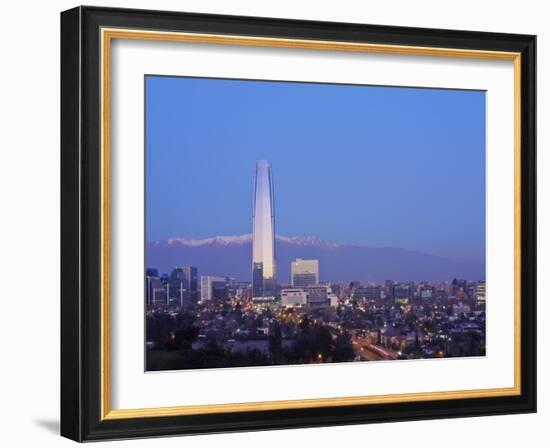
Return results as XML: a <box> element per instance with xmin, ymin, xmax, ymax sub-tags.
<box><xmin>252</xmin><ymin>160</ymin><xmax>276</xmax><ymax>299</ymax></box>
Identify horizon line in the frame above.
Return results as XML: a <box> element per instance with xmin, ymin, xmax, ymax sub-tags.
<box><xmin>146</xmin><ymin>233</ymin><xmax>485</xmax><ymax>263</ymax></box>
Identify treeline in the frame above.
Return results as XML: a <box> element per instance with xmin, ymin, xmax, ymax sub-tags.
<box><xmin>146</xmin><ymin>312</ymin><xmax>355</xmax><ymax>371</ymax></box>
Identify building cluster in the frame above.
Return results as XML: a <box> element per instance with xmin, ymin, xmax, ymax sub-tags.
<box><xmin>145</xmin><ymin>266</ymin><xmax>198</xmax><ymax>307</ymax></box>
<box><xmin>146</xmin><ymin>257</ymin><xmax>332</xmax><ymax>308</ymax></box>
<box><xmin>353</xmin><ymin>281</ymin><xmax>487</xmax><ymax>358</ymax></box>
<box><xmin>146</xmin><ymin>259</ymin><xmax>486</xmax><ymax>311</ymax></box>
<box><xmin>146</xmin><ymin>256</ymin><xmax>486</xmax><ymax>360</ymax></box>
<box><xmin>349</xmin><ymin>277</ymin><xmax>486</xmax><ymax>306</ymax></box>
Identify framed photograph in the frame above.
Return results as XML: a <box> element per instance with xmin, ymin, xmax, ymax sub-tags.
<box><xmin>60</xmin><ymin>6</ymin><xmax>536</xmax><ymax>441</ymax></box>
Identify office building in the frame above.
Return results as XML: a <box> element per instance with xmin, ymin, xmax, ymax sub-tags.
<box><xmin>476</xmin><ymin>281</ymin><xmax>486</xmax><ymax>303</ymax></box>
<box><xmin>280</xmin><ymin>288</ymin><xmax>308</xmax><ymax>307</ymax></box>
<box><xmin>419</xmin><ymin>285</ymin><xmax>435</xmax><ymax>303</ymax></box>
<box><xmin>200</xmin><ymin>275</ymin><xmax>226</xmax><ymax>302</ymax></box>
<box><xmin>352</xmin><ymin>286</ymin><xmax>381</xmax><ymax>301</ymax></box>
<box><xmin>252</xmin><ymin>160</ymin><xmax>277</xmax><ymax>302</ymax></box>
<box><xmin>304</xmin><ymin>285</ymin><xmax>330</xmax><ymax>307</ymax></box>
<box><xmin>169</xmin><ymin>266</ymin><xmax>198</xmax><ymax>306</ymax></box>
<box><xmin>393</xmin><ymin>282</ymin><xmax>412</xmax><ymax>305</ymax></box>
<box><xmin>291</xmin><ymin>258</ymin><xmax>319</xmax><ymax>288</ymax></box>
<box><xmin>145</xmin><ymin>270</ymin><xmax>166</xmax><ymax>305</ymax></box>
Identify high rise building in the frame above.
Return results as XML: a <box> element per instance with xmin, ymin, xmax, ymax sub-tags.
<box><xmin>291</xmin><ymin>258</ymin><xmax>319</xmax><ymax>288</ymax></box>
<box><xmin>200</xmin><ymin>275</ymin><xmax>236</xmax><ymax>302</ymax></box>
<box><xmin>145</xmin><ymin>269</ymin><xmax>166</xmax><ymax>305</ymax></box>
<box><xmin>252</xmin><ymin>160</ymin><xmax>276</xmax><ymax>302</ymax></box>
<box><xmin>353</xmin><ymin>285</ymin><xmax>381</xmax><ymax>302</ymax></box>
<box><xmin>384</xmin><ymin>280</ymin><xmax>395</xmax><ymax>304</ymax></box>
<box><xmin>451</xmin><ymin>278</ymin><xmax>467</xmax><ymax>299</ymax></box>
<box><xmin>393</xmin><ymin>282</ymin><xmax>412</xmax><ymax>305</ymax></box>
<box><xmin>419</xmin><ymin>285</ymin><xmax>435</xmax><ymax>303</ymax></box>
<box><xmin>476</xmin><ymin>281</ymin><xmax>486</xmax><ymax>303</ymax></box>
<box><xmin>200</xmin><ymin>275</ymin><xmax>225</xmax><ymax>302</ymax></box>
<box><xmin>169</xmin><ymin>266</ymin><xmax>198</xmax><ymax>306</ymax></box>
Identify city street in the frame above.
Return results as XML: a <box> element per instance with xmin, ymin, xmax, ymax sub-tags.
<box><xmin>352</xmin><ymin>335</ymin><xmax>398</xmax><ymax>361</ymax></box>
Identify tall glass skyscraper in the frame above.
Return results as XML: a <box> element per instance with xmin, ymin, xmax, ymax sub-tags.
<box><xmin>252</xmin><ymin>160</ymin><xmax>276</xmax><ymax>301</ymax></box>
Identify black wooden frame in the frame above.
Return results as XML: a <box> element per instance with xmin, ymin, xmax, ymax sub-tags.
<box><xmin>61</xmin><ymin>6</ymin><xmax>537</xmax><ymax>442</ymax></box>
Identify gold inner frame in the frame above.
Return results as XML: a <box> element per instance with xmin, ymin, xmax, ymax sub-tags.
<box><xmin>100</xmin><ymin>27</ymin><xmax>522</xmax><ymax>420</ymax></box>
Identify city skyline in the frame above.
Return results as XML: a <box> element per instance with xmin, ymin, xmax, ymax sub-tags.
<box><xmin>146</xmin><ymin>253</ymin><xmax>487</xmax><ymax>370</ymax></box>
<box><xmin>145</xmin><ymin>76</ymin><xmax>486</xmax><ymax>371</ymax></box>
<box><xmin>146</xmin><ymin>251</ymin><xmax>485</xmax><ymax>313</ymax></box>
<box><xmin>145</xmin><ymin>75</ymin><xmax>486</xmax><ymax>263</ymax></box>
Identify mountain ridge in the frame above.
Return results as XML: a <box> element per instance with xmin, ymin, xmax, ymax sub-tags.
<box><xmin>160</xmin><ymin>234</ymin><xmax>340</xmax><ymax>248</ymax></box>
<box><xmin>146</xmin><ymin>234</ymin><xmax>484</xmax><ymax>283</ymax></box>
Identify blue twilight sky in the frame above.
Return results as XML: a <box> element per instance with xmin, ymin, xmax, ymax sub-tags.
<box><xmin>145</xmin><ymin>76</ymin><xmax>485</xmax><ymax>263</ymax></box>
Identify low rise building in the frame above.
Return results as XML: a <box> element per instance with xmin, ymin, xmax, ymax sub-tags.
<box><xmin>281</xmin><ymin>288</ymin><xmax>308</xmax><ymax>307</ymax></box>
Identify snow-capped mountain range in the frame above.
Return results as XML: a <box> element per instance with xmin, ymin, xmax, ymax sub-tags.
<box><xmin>147</xmin><ymin>234</ymin><xmax>484</xmax><ymax>283</ymax></box>
<box><xmin>163</xmin><ymin>234</ymin><xmax>339</xmax><ymax>248</ymax></box>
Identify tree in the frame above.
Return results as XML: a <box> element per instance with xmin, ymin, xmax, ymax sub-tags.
<box><xmin>332</xmin><ymin>332</ymin><xmax>355</xmax><ymax>362</ymax></box>
<box><xmin>268</xmin><ymin>322</ymin><xmax>283</xmax><ymax>363</ymax></box>
<box><xmin>293</xmin><ymin>324</ymin><xmax>333</xmax><ymax>363</ymax></box>
<box><xmin>299</xmin><ymin>314</ymin><xmax>311</xmax><ymax>332</ymax></box>
<box><xmin>313</xmin><ymin>326</ymin><xmax>333</xmax><ymax>361</ymax></box>
<box><xmin>173</xmin><ymin>325</ymin><xmax>200</xmax><ymax>350</ymax></box>
<box><xmin>146</xmin><ymin>312</ymin><xmax>176</xmax><ymax>346</ymax></box>
<box><xmin>175</xmin><ymin>312</ymin><xmax>196</xmax><ymax>328</ymax></box>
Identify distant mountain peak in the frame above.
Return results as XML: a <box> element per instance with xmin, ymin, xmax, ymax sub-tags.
<box><xmin>161</xmin><ymin>234</ymin><xmax>340</xmax><ymax>248</ymax></box>
<box><xmin>166</xmin><ymin>234</ymin><xmax>252</xmax><ymax>247</ymax></box>
<box><xmin>276</xmin><ymin>235</ymin><xmax>340</xmax><ymax>248</ymax></box>
<box><xmin>147</xmin><ymin>234</ymin><xmax>483</xmax><ymax>282</ymax></box>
